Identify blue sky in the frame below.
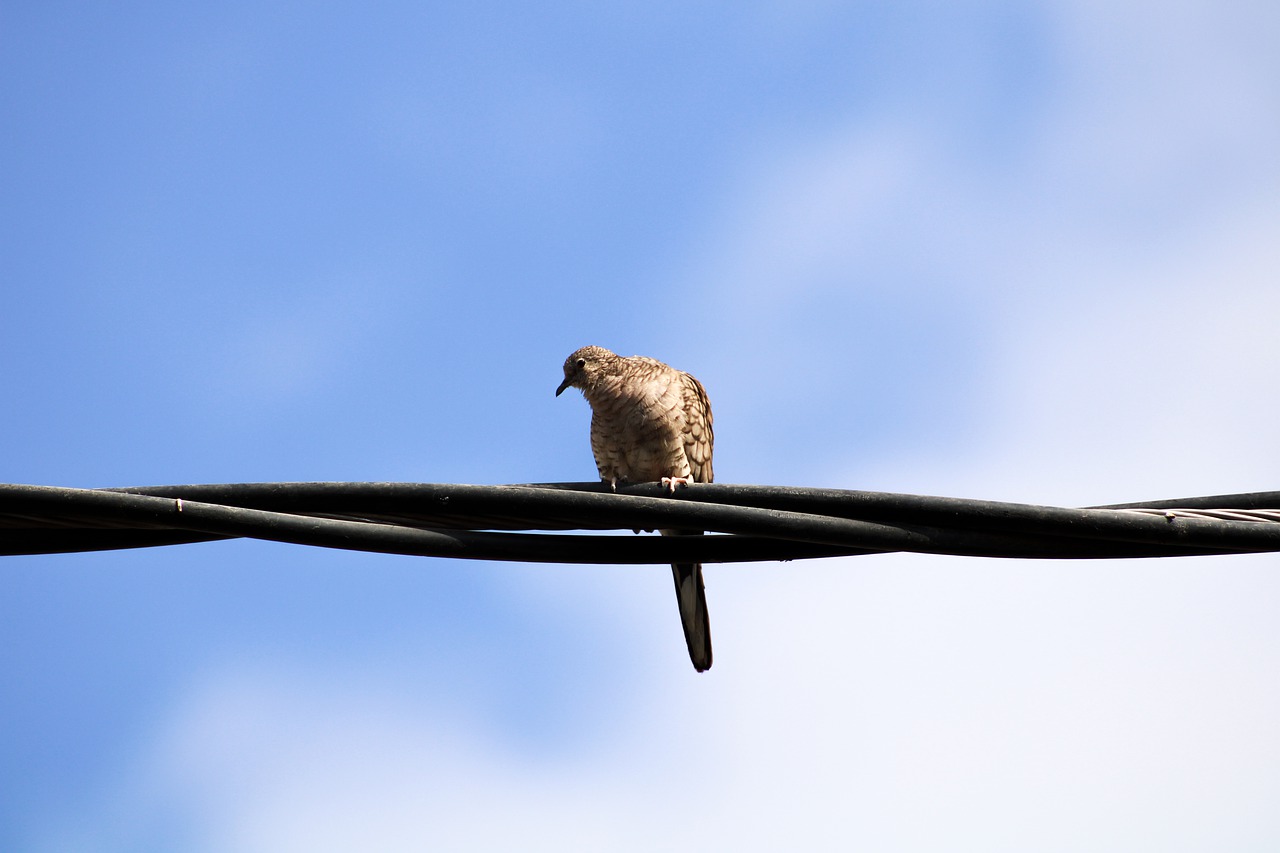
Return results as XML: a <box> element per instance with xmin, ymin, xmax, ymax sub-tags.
<box><xmin>3</xmin><ymin>1</ymin><xmax>1280</xmax><ymax>850</ymax></box>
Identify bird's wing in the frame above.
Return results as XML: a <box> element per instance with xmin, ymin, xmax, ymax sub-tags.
<box><xmin>678</xmin><ymin>371</ymin><xmax>714</xmax><ymax>484</ymax></box>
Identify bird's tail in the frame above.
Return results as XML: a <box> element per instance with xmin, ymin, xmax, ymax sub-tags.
<box><xmin>664</xmin><ymin>528</ymin><xmax>712</xmax><ymax>672</ymax></box>
<box><xmin>671</xmin><ymin>562</ymin><xmax>712</xmax><ymax>672</ymax></box>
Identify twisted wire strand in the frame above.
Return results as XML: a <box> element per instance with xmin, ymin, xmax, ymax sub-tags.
<box><xmin>1116</xmin><ymin>507</ymin><xmax>1280</xmax><ymax>524</ymax></box>
<box><xmin>2</xmin><ymin>482</ymin><xmax>1280</xmax><ymax>562</ymax></box>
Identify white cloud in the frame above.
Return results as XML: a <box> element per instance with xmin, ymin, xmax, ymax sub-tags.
<box><xmin>38</xmin><ymin>666</ymin><xmax>634</xmax><ymax>852</ymax></box>
<box><xmin>45</xmin><ymin>543</ymin><xmax>1280</xmax><ymax>851</ymax></box>
<box><xmin>691</xmin><ymin>121</ymin><xmax>928</xmax><ymax>303</ymax></box>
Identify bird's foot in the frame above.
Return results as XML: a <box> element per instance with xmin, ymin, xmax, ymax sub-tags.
<box><xmin>661</xmin><ymin>476</ymin><xmax>692</xmax><ymax>492</ymax></box>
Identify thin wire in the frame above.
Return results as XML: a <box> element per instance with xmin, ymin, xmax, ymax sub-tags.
<box><xmin>1117</xmin><ymin>508</ymin><xmax>1280</xmax><ymax>524</ymax></box>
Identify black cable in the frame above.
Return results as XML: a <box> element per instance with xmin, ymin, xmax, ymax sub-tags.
<box><xmin>4</xmin><ymin>481</ymin><xmax>1280</xmax><ymax>562</ymax></box>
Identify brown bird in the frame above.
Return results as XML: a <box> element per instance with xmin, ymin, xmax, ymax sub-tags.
<box><xmin>556</xmin><ymin>345</ymin><xmax>715</xmax><ymax>672</ymax></box>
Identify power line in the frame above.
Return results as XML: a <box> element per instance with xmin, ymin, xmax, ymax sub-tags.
<box><xmin>4</xmin><ymin>481</ymin><xmax>1280</xmax><ymax>562</ymax></box>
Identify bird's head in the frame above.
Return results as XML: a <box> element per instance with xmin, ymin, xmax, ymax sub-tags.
<box><xmin>556</xmin><ymin>345</ymin><xmax>616</xmax><ymax>397</ymax></box>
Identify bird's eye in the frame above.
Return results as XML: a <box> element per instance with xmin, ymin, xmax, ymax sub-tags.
<box><xmin>576</xmin><ymin>358</ymin><xmax>586</xmax><ymax>368</ymax></box>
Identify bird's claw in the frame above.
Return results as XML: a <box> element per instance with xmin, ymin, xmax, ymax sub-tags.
<box><xmin>661</xmin><ymin>476</ymin><xmax>692</xmax><ymax>493</ymax></box>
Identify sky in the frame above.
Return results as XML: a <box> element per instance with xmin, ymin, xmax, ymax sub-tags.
<box><xmin>3</xmin><ymin>0</ymin><xmax>1280</xmax><ymax>850</ymax></box>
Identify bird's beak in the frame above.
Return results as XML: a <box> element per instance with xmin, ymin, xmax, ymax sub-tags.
<box><xmin>555</xmin><ymin>376</ymin><xmax>572</xmax><ymax>397</ymax></box>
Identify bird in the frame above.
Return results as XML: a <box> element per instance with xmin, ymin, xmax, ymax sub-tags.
<box><xmin>556</xmin><ymin>345</ymin><xmax>715</xmax><ymax>672</ymax></box>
